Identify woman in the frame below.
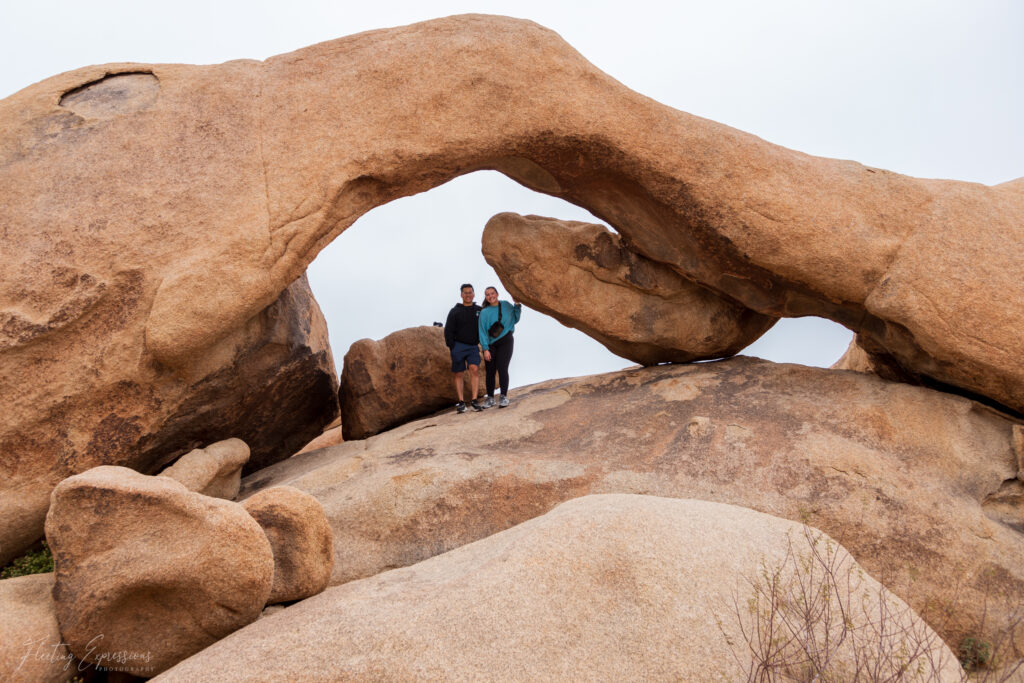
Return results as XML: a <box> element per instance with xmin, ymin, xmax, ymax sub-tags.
<box><xmin>478</xmin><ymin>286</ymin><xmax>522</xmax><ymax>408</ymax></box>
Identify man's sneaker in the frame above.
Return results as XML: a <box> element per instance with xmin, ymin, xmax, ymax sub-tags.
<box><xmin>470</xmin><ymin>399</ymin><xmax>484</xmax><ymax>412</ymax></box>
<box><xmin>456</xmin><ymin>401</ymin><xmax>467</xmax><ymax>414</ymax></box>
<box><xmin>482</xmin><ymin>396</ymin><xmax>495</xmax><ymax>409</ymax></box>
<box><xmin>498</xmin><ymin>394</ymin><xmax>510</xmax><ymax>408</ymax></box>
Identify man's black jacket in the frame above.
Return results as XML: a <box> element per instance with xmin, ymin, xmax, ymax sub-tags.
<box><xmin>444</xmin><ymin>303</ymin><xmax>481</xmax><ymax>348</ymax></box>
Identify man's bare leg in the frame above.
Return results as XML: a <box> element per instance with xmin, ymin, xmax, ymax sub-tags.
<box><xmin>453</xmin><ymin>371</ymin><xmax>465</xmax><ymax>402</ymax></box>
<box><xmin>468</xmin><ymin>364</ymin><xmax>480</xmax><ymax>401</ymax></box>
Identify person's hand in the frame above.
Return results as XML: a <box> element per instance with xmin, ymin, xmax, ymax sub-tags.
<box><xmin>483</xmin><ymin>350</ymin><xmax>491</xmax><ymax>362</ymax></box>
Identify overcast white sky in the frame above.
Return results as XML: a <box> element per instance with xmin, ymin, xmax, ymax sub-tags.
<box><xmin>3</xmin><ymin>1</ymin><xmax>1021</xmax><ymax>389</ymax></box>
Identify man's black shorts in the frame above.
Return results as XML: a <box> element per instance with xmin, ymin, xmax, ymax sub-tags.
<box><xmin>450</xmin><ymin>341</ymin><xmax>481</xmax><ymax>372</ymax></box>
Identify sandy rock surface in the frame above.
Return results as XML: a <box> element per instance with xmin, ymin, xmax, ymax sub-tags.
<box><xmin>243</xmin><ymin>356</ymin><xmax>1024</xmax><ymax>657</ymax></box>
<box><xmin>340</xmin><ymin>325</ymin><xmax>485</xmax><ymax>439</ymax></box>
<box><xmin>45</xmin><ymin>466</ymin><xmax>274</xmax><ymax>675</ymax></box>
<box><xmin>0</xmin><ymin>573</ymin><xmax>72</xmax><ymax>683</ymax></box>
<box><xmin>242</xmin><ymin>485</ymin><xmax>334</xmax><ymax>604</ymax></box>
<box><xmin>160</xmin><ymin>495</ymin><xmax>962</xmax><ymax>682</ymax></box>
<box><xmin>0</xmin><ymin>273</ymin><xmax>338</xmax><ymax>566</ymax></box>
<box><xmin>158</xmin><ymin>437</ymin><xmax>250</xmax><ymax>499</ymax></box>
<box><xmin>483</xmin><ymin>212</ymin><xmax>776</xmax><ymax>364</ymax></box>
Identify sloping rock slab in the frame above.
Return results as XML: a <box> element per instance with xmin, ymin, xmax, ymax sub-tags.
<box><xmin>241</xmin><ymin>356</ymin><xmax>1024</xmax><ymax>657</ymax></box>
<box><xmin>161</xmin><ymin>495</ymin><xmax>961</xmax><ymax>681</ymax></box>
<box><xmin>483</xmin><ymin>212</ymin><xmax>776</xmax><ymax>364</ymax></box>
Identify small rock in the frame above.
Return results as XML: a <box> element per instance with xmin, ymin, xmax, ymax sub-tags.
<box><xmin>158</xmin><ymin>437</ymin><xmax>250</xmax><ymax>499</ymax></box>
<box><xmin>45</xmin><ymin>466</ymin><xmax>273</xmax><ymax>675</ymax></box>
<box><xmin>243</xmin><ymin>486</ymin><xmax>334</xmax><ymax>605</ymax></box>
<box><xmin>340</xmin><ymin>326</ymin><xmax>485</xmax><ymax>440</ymax></box>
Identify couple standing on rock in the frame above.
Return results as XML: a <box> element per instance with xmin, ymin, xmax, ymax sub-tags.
<box><xmin>444</xmin><ymin>283</ymin><xmax>522</xmax><ymax>414</ymax></box>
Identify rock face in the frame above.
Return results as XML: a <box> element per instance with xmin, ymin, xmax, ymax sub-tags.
<box><xmin>0</xmin><ymin>272</ymin><xmax>338</xmax><ymax>566</ymax></box>
<box><xmin>242</xmin><ymin>486</ymin><xmax>334</xmax><ymax>604</ymax></box>
<box><xmin>160</xmin><ymin>495</ymin><xmax>961</xmax><ymax>681</ymax></box>
<box><xmin>242</xmin><ymin>357</ymin><xmax>1024</xmax><ymax>658</ymax></box>
<box><xmin>45</xmin><ymin>466</ymin><xmax>274</xmax><ymax>675</ymax></box>
<box><xmin>483</xmin><ymin>213</ymin><xmax>776</xmax><ymax>365</ymax></box>
<box><xmin>3</xmin><ymin>13</ymin><xmax>1023</xmax><ymax>555</ymax></box>
<box><xmin>340</xmin><ymin>326</ymin><xmax>485</xmax><ymax>440</ymax></box>
<box><xmin>0</xmin><ymin>573</ymin><xmax>72</xmax><ymax>683</ymax></box>
<box><xmin>158</xmin><ymin>437</ymin><xmax>250</xmax><ymax>499</ymax></box>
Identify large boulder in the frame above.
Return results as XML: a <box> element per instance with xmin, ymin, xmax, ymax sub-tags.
<box><xmin>340</xmin><ymin>326</ymin><xmax>484</xmax><ymax>440</ymax></box>
<box><xmin>45</xmin><ymin>466</ymin><xmax>274</xmax><ymax>675</ymax></box>
<box><xmin>0</xmin><ymin>272</ymin><xmax>339</xmax><ymax>566</ymax></box>
<box><xmin>4</xmin><ymin>12</ymin><xmax>1023</xmax><ymax>555</ymax></box>
<box><xmin>241</xmin><ymin>357</ymin><xmax>1024</xmax><ymax>658</ymax></box>
<box><xmin>160</xmin><ymin>495</ymin><xmax>961</xmax><ymax>681</ymax></box>
<box><xmin>242</xmin><ymin>486</ymin><xmax>334</xmax><ymax>605</ymax></box>
<box><xmin>482</xmin><ymin>212</ymin><xmax>776</xmax><ymax>364</ymax></box>
<box><xmin>158</xmin><ymin>437</ymin><xmax>250</xmax><ymax>499</ymax></box>
<box><xmin>0</xmin><ymin>573</ymin><xmax>72</xmax><ymax>683</ymax></box>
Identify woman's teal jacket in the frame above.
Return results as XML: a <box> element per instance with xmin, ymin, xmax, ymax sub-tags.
<box><xmin>478</xmin><ymin>301</ymin><xmax>522</xmax><ymax>350</ymax></box>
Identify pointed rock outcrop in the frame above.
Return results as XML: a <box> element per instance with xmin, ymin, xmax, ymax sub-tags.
<box><xmin>482</xmin><ymin>212</ymin><xmax>776</xmax><ymax>364</ymax></box>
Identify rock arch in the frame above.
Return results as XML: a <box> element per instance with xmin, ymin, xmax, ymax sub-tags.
<box><xmin>2</xmin><ymin>13</ymin><xmax>1022</xmax><ymax>564</ymax></box>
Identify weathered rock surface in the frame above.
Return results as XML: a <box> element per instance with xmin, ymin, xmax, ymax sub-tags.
<box><xmin>45</xmin><ymin>466</ymin><xmax>274</xmax><ymax>675</ymax></box>
<box><xmin>295</xmin><ymin>422</ymin><xmax>343</xmax><ymax>455</ymax></box>
<box><xmin>483</xmin><ymin>213</ymin><xmax>776</xmax><ymax>365</ymax></box>
<box><xmin>3</xmin><ymin>13</ymin><xmax>1023</xmax><ymax>553</ymax></box>
<box><xmin>158</xmin><ymin>437</ymin><xmax>250</xmax><ymax>499</ymax></box>
<box><xmin>0</xmin><ymin>573</ymin><xmax>72</xmax><ymax>683</ymax></box>
<box><xmin>0</xmin><ymin>273</ymin><xmax>338</xmax><ymax>566</ymax></box>
<box><xmin>242</xmin><ymin>357</ymin><xmax>1024</xmax><ymax>657</ymax></box>
<box><xmin>242</xmin><ymin>486</ymin><xmax>334</xmax><ymax>604</ymax></box>
<box><xmin>340</xmin><ymin>326</ymin><xmax>484</xmax><ymax>440</ymax></box>
<box><xmin>832</xmin><ymin>333</ymin><xmax>920</xmax><ymax>384</ymax></box>
<box><xmin>160</xmin><ymin>495</ymin><xmax>961</xmax><ymax>681</ymax></box>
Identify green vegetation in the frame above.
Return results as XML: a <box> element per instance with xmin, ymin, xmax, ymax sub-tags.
<box><xmin>0</xmin><ymin>541</ymin><xmax>54</xmax><ymax>579</ymax></box>
<box><xmin>959</xmin><ymin>636</ymin><xmax>993</xmax><ymax>672</ymax></box>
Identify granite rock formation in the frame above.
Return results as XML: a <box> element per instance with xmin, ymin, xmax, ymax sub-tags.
<box><xmin>45</xmin><ymin>467</ymin><xmax>274</xmax><ymax>675</ymax></box>
<box><xmin>159</xmin><ymin>495</ymin><xmax>961</xmax><ymax>681</ymax></box>
<box><xmin>157</xmin><ymin>437</ymin><xmax>250</xmax><ymax>499</ymax></box>
<box><xmin>482</xmin><ymin>212</ymin><xmax>776</xmax><ymax>364</ymax></box>
<box><xmin>242</xmin><ymin>357</ymin><xmax>1024</xmax><ymax>657</ymax></box>
<box><xmin>340</xmin><ymin>326</ymin><xmax>485</xmax><ymax>440</ymax></box>
<box><xmin>242</xmin><ymin>486</ymin><xmax>334</xmax><ymax>605</ymax></box>
<box><xmin>2</xmin><ymin>11</ymin><xmax>1022</xmax><ymax>563</ymax></box>
<box><xmin>0</xmin><ymin>273</ymin><xmax>338</xmax><ymax>566</ymax></box>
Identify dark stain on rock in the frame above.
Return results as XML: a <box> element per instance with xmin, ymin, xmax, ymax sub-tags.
<box><xmin>388</xmin><ymin>447</ymin><xmax>437</xmax><ymax>464</ymax></box>
<box><xmin>59</xmin><ymin>71</ymin><xmax>159</xmax><ymax>119</ymax></box>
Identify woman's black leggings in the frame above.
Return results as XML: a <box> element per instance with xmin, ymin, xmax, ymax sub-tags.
<box><xmin>485</xmin><ymin>333</ymin><xmax>514</xmax><ymax>396</ymax></box>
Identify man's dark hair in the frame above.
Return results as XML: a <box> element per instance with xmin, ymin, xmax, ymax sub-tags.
<box><xmin>460</xmin><ymin>283</ymin><xmax>474</xmax><ymax>292</ymax></box>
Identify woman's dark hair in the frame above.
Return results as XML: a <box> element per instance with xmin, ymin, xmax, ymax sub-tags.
<box><xmin>484</xmin><ymin>286</ymin><xmax>499</xmax><ymax>306</ymax></box>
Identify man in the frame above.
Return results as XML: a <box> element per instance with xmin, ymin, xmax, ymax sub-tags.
<box><xmin>443</xmin><ymin>283</ymin><xmax>484</xmax><ymax>413</ymax></box>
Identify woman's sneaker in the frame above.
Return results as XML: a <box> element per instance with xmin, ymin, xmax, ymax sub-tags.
<box><xmin>498</xmin><ymin>394</ymin><xmax>510</xmax><ymax>408</ymax></box>
<box><xmin>456</xmin><ymin>401</ymin><xmax>467</xmax><ymax>414</ymax></box>
<box><xmin>471</xmin><ymin>399</ymin><xmax>484</xmax><ymax>412</ymax></box>
<box><xmin>482</xmin><ymin>396</ymin><xmax>495</xmax><ymax>409</ymax></box>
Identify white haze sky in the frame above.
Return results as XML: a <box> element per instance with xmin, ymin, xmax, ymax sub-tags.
<box><xmin>3</xmin><ymin>1</ymin><xmax>1021</xmax><ymax>389</ymax></box>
